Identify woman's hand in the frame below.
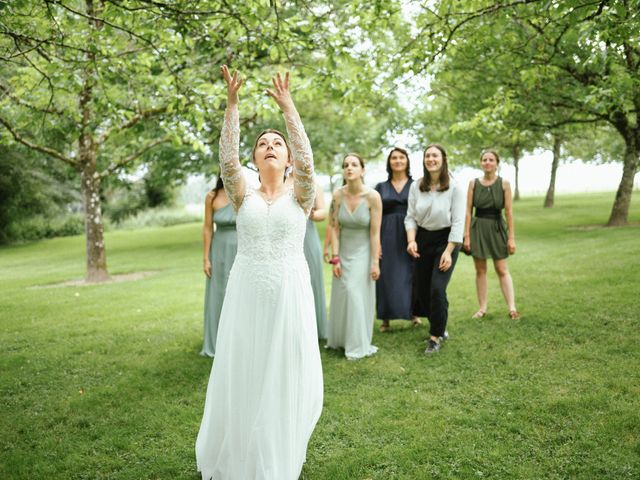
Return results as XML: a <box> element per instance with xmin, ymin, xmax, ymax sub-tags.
<box><xmin>221</xmin><ymin>65</ymin><xmax>243</xmax><ymax>106</ymax></box>
<box><xmin>266</xmin><ymin>71</ymin><xmax>295</xmax><ymax>113</ymax></box>
<box><xmin>203</xmin><ymin>259</ymin><xmax>212</xmax><ymax>278</ymax></box>
<box><xmin>439</xmin><ymin>251</ymin><xmax>452</xmax><ymax>272</ymax></box>
<box><xmin>323</xmin><ymin>248</ymin><xmax>331</xmax><ymax>263</ymax></box>
<box><xmin>371</xmin><ymin>263</ymin><xmax>380</xmax><ymax>281</ymax></box>
<box><xmin>463</xmin><ymin>236</ymin><xmax>471</xmax><ymax>253</ymax></box>
<box><xmin>508</xmin><ymin>238</ymin><xmax>516</xmax><ymax>255</ymax></box>
<box><xmin>407</xmin><ymin>240</ymin><xmax>420</xmax><ymax>258</ymax></box>
<box><xmin>332</xmin><ymin>263</ymin><xmax>342</xmax><ymax>279</ymax></box>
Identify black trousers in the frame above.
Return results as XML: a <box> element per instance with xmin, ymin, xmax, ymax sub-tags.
<box><xmin>412</xmin><ymin>227</ymin><xmax>459</xmax><ymax>338</ymax></box>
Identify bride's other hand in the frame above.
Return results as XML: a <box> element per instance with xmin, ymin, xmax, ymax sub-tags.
<box><xmin>266</xmin><ymin>71</ymin><xmax>295</xmax><ymax>113</ymax></box>
<box><xmin>221</xmin><ymin>65</ymin><xmax>244</xmax><ymax>106</ymax></box>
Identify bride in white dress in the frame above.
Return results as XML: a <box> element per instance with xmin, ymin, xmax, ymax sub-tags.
<box><xmin>195</xmin><ymin>66</ymin><xmax>323</xmax><ymax>480</ymax></box>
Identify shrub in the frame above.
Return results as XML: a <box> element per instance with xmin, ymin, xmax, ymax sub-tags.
<box><xmin>116</xmin><ymin>207</ymin><xmax>200</xmax><ymax>229</ymax></box>
<box><xmin>4</xmin><ymin>213</ymin><xmax>85</xmax><ymax>243</ymax></box>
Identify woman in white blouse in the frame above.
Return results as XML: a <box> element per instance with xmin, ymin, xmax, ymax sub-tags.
<box><xmin>405</xmin><ymin>144</ymin><xmax>465</xmax><ymax>354</ymax></box>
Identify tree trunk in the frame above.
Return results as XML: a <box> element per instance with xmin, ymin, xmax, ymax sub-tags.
<box><xmin>607</xmin><ymin>132</ymin><xmax>639</xmax><ymax>226</ymax></box>
<box><xmin>544</xmin><ymin>135</ymin><xmax>561</xmax><ymax>208</ymax></box>
<box><xmin>81</xmin><ymin>163</ymin><xmax>109</xmax><ymax>282</ymax></box>
<box><xmin>512</xmin><ymin>144</ymin><xmax>521</xmax><ymax>201</ymax></box>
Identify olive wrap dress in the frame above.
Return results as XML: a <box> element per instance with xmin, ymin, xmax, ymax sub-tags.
<box><xmin>469</xmin><ymin>177</ymin><xmax>509</xmax><ymax>260</ymax></box>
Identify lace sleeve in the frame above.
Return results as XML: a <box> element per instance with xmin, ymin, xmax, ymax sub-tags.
<box><xmin>283</xmin><ymin>109</ymin><xmax>315</xmax><ymax>214</ymax></box>
<box><xmin>219</xmin><ymin>105</ymin><xmax>246</xmax><ymax>210</ymax></box>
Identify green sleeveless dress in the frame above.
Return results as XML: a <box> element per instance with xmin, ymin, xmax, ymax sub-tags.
<box><xmin>201</xmin><ymin>203</ymin><xmax>237</xmax><ymax>357</ymax></box>
<box><xmin>470</xmin><ymin>177</ymin><xmax>509</xmax><ymax>260</ymax></box>
<box><xmin>326</xmin><ymin>200</ymin><xmax>377</xmax><ymax>360</ymax></box>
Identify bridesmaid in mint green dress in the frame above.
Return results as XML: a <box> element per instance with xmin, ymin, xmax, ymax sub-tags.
<box><xmin>304</xmin><ymin>184</ymin><xmax>329</xmax><ymax>339</ymax></box>
<box><xmin>201</xmin><ymin>178</ymin><xmax>237</xmax><ymax>357</ymax></box>
<box><xmin>326</xmin><ymin>154</ymin><xmax>382</xmax><ymax>360</ymax></box>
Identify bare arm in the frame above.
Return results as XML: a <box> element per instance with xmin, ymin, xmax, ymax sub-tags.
<box><xmin>202</xmin><ymin>193</ymin><xmax>214</xmax><ymax>278</ymax></box>
<box><xmin>323</xmin><ymin>222</ymin><xmax>333</xmax><ymax>262</ymax></box>
<box><xmin>503</xmin><ymin>179</ymin><xmax>516</xmax><ymax>254</ymax></box>
<box><xmin>219</xmin><ymin>65</ymin><xmax>246</xmax><ymax>209</ymax></box>
<box><xmin>329</xmin><ymin>190</ymin><xmax>342</xmax><ymax>277</ymax></box>
<box><xmin>440</xmin><ymin>183</ymin><xmax>466</xmax><ymax>271</ymax></box>
<box><xmin>463</xmin><ymin>179</ymin><xmax>475</xmax><ymax>251</ymax></box>
<box><xmin>310</xmin><ymin>183</ymin><xmax>327</xmax><ymax>221</ymax></box>
<box><xmin>405</xmin><ymin>183</ymin><xmax>420</xmax><ymax>258</ymax></box>
<box><xmin>368</xmin><ymin>189</ymin><xmax>382</xmax><ymax>281</ymax></box>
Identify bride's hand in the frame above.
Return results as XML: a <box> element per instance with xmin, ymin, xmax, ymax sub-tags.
<box><xmin>266</xmin><ymin>71</ymin><xmax>295</xmax><ymax>113</ymax></box>
<box><xmin>221</xmin><ymin>65</ymin><xmax>244</xmax><ymax>106</ymax></box>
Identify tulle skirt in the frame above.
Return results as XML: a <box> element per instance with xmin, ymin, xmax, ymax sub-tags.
<box><xmin>196</xmin><ymin>254</ymin><xmax>323</xmax><ymax>480</ymax></box>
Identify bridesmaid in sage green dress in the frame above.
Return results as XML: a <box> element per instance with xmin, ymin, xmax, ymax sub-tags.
<box><xmin>304</xmin><ymin>183</ymin><xmax>329</xmax><ymax>339</ymax></box>
<box><xmin>326</xmin><ymin>154</ymin><xmax>382</xmax><ymax>360</ymax></box>
<box><xmin>201</xmin><ymin>177</ymin><xmax>237</xmax><ymax>357</ymax></box>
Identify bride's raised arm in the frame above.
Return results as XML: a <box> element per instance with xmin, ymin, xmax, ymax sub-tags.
<box><xmin>266</xmin><ymin>72</ymin><xmax>315</xmax><ymax>214</ymax></box>
<box><xmin>219</xmin><ymin>65</ymin><xmax>246</xmax><ymax>210</ymax></box>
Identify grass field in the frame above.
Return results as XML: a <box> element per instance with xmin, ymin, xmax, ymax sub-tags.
<box><xmin>1</xmin><ymin>192</ymin><xmax>639</xmax><ymax>479</ymax></box>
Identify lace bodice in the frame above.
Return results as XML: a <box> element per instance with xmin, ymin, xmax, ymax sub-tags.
<box><xmin>235</xmin><ymin>187</ymin><xmax>307</xmax><ymax>262</ymax></box>
<box><xmin>218</xmin><ymin>105</ymin><xmax>315</xmax><ymax>214</ymax></box>
<box><xmin>231</xmin><ymin>187</ymin><xmax>308</xmax><ymax>298</ymax></box>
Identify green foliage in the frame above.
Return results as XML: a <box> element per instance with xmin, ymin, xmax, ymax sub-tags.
<box><xmin>0</xmin><ymin>146</ymin><xmax>81</xmax><ymax>243</ymax></box>
<box><xmin>102</xmin><ymin>183</ymin><xmax>149</xmax><ymax>225</ymax></box>
<box><xmin>0</xmin><ymin>192</ymin><xmax>639</xmax><ymax>478</ymax></box>
<box><xmin>405</xmin><ymin>0</ymin><xmax>639</xmax><ymax>164</ymax></box>
<box><xmin>4</xmin><ymin>213</ymin><xmax>85</xmax><ymax>243</ymax></box>
<box><xmin>115</xmin><ymin>207</ymin><xmax>200</xmax><ymax>230</ymax></box>
<box><xmin>0</xmin><ymin>0</ymin><xmax>410</xmax><ymax>260</ymax></box>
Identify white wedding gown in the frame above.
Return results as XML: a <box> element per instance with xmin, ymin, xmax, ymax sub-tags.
<box><xmin>196</xmin><ymin>105</ymin><xmax>323</xmax><ymax>480</ymax></box>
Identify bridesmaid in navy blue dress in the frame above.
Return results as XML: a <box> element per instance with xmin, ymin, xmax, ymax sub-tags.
<box><xmin>375</xmin><ymin>147</ymin><xmax>418</xmax><ymax>332</ymax></box>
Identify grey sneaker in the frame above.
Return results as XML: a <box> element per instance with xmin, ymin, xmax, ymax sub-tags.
<box><xmin>425</xmin><ymin>339</ymin><xmax>440</xmax><ymax>354</ymax></box>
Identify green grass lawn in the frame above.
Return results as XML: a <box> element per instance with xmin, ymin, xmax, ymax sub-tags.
<box><xmin>1</xmin><ymin>192</ymin><xmax>639</xmax><ymax>479</ymax></box>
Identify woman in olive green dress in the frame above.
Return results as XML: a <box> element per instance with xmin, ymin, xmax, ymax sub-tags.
<box><xmin>463</xmin><ymin>149</ymin><xmax>520</xmax><ymax>320</ymax></box>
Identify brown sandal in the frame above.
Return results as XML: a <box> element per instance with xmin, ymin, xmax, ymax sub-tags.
<box><xmin>472</xmin><ymin>310</ymin><xmax>486</xmax><ymax>319</ymax></box>
<box><xmin>411</xmin><ymin>316</ymin><xmax>422</xmax><ymax>326</ymax></box>
<box><xmin>379</xmin><ymin>323</ymin><xmax>391</xmax><ymax>333</ymax></box>
<box><xmin>509</xmin><ymin>310</ymin><xmax>521</xmax><ymax>320</ymax></box>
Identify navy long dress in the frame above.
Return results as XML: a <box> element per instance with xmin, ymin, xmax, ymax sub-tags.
<box><xmin>375</xmin><ymin>179</ymin><xmax>414</xmax><ymax>320</ymax></box>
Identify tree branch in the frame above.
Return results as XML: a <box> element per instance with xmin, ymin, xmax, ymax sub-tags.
<box><xmin>100</xmin><ymin>136</ymin><xmax>170</xmax><ymax>177</ymax></box>
<box><xmin>0</xmin><ymin>116</ymin><xmax>76</xmax><ymax>166</ymax></box>
<box><xmin>47</xmin><ymin>0</ymin><xmax>181</xmax><ymax>93</ymax></box>
<box><xmin>530</xmin><ymin>115</ymin><xmax>604</xmax><ymax>130</ymax></box>
<box><xmin>406</xmin><ymin>0</ymin><xmax>544</xmax><ymax>66</ymax></box>
<box><xmin>0</xmin><ymin>83</ymin><xmax>64</xmax><ymax>115</ymax></box>
<box><xmin>105</xmin><ymin>0</ymin><xmax>227</xmax><ymax>16</ymax></box>
<box><xmin>96</xmin><ymin>106</ymin><xmax>168</xmax><ymax>146</ymax></box>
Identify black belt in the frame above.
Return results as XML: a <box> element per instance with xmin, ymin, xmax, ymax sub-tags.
<box><xmin>475</xmin><ymin>208</ymin><xmax>501</xmax><ymax>219</ymax></box>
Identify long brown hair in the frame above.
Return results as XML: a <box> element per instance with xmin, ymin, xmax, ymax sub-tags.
<box><xmin>419</xmin><ymin>143</ymin><xmax>450</xmax><ymax>192</ymax></box>
<box><xmin>210</xmin><ymin>175</ymin><xmax>224</xmax><ymax>209</ymax></box>
<box><xmin>386</xmin><ymin>147</ymin><xmax>411</xmax><ymax>180</ymax></box>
